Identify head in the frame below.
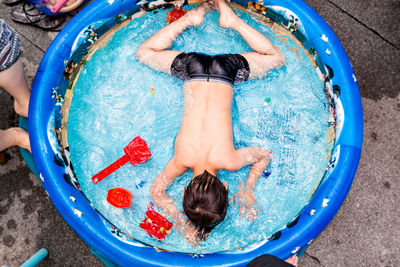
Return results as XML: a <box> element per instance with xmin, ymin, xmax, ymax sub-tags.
<box><xmin>182</xmin><ymin>170</ymin><xmax>229</xmax><ymax>241</ymax></box>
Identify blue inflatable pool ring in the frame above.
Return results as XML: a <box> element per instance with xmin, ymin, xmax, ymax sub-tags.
<box><xmin>28</xmin><ymin>0</ymin><xmax>363</xmax><ymax>265</ymax></box>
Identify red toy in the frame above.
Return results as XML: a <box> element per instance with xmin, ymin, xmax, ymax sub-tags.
<box><xmin>107</xmin><ymin>188</ymin><xmax>133</xmax><ymax>208</ymax></box>
<box><xmin>166</xmin><ymin>8</ymin><xmax>187</xmax><ymax>24</ymax></box>
<box><xmin>92</xmin><ymin>136</ymin><xmax>152</xmax><ymax>184</ymax></box>
<box><xmin>140</xmin><ymin>202</ymin><xmax>173</xmax><ymax>240</ymax></box>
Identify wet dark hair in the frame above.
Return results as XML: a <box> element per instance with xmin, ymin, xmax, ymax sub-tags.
<box><xmin>182</xmin><ymin>170</ymin><xmax>229</xmax><ymax>241</ymax></box>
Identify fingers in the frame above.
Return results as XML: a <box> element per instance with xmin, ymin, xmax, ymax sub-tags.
<box><xmin>247</xmin><ymin>206</ymin><xmax>260</xmax><ymax>223</ymax></box>
<box><xmin>231</xmin><ymin>186</ymin><xmax>260</xmax><ymax>223</ymax></box>
<box><xmin>248</xmin><ymin>212</ymin><xmax>254</xmax><ymax>224</ymax></box>
<box><xmin>236</xmin><ymin>198</ymin><xmax>260</xmax><ymax>223</ymax></box>
<box><xmin>247</xmin><ymin>207</ymin><xmax>255</xmax><ymax>222</ymax></box>
<box><xmin>243</xmin><ymin>204</ymin><xmax>257</xmax><ymax>223</ymax></box>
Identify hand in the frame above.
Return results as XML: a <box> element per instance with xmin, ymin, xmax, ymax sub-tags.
<box><xmin>183</xmin><ymin>222</ymin><xmax>199</xmax><ymax>246</ymax></box>
<box><xmin>173</xmin><ymin>213</ymin><xmax>199</xmax><ymax>246</ymax></box>
<box><xmin>231</xmin><ymin>181</ymin><xmax>260</xmax><ymax>223</ymax></box>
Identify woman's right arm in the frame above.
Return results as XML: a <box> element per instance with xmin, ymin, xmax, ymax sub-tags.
<box><xmin>150</xmin><ymin>157</ymin><xmax>188</xmax><ymax>217</ymax></box>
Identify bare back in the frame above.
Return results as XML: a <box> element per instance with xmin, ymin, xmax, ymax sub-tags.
<box><xmin>143</xmin><ymin>1</ymin><xmax>279</xmax><ymax>233</ymax></box>
<box><xmin>174</xmin><ymin>81</ymin><xmax>235</xmax><ymax>175</ymax></box>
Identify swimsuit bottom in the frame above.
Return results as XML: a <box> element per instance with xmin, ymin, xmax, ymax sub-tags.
<box><xmin>170</xmin><ymin>52</ymin><xmax>250</xmax><ymax>86</ymax></box>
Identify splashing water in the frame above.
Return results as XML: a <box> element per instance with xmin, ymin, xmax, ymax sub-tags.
<box><xmin>68</xmin><ymin>7</ymin><xmax>331</xmax><ymax>253</ymax></box>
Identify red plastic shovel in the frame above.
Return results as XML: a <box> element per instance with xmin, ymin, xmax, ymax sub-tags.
<box><xmin>91</xmin><ymin>136</ymin><xmax>151</xmax><ymax>184</ymax></box>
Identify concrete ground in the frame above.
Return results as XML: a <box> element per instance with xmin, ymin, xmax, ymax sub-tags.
<box><xmin>0</xmin><ymin>0</ymin><xmax>399</xmax><ymax>266</ymax></box>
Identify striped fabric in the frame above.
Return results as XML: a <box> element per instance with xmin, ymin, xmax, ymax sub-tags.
<box><xmin>0</xmin><ymin>19</ymin><xmax>21</xmax><ymax>72</ymax></box>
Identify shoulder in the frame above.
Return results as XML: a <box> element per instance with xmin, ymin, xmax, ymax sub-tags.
<box><xmin>208</xmin><ymin>149</ymin><xmax>240</xmax><ymax>171</ymax></box>
<box><xmin>173</xmin><ymin>136</ymin><xmax>198</xmax><ymax>168</ymax></box>
<box><xmin>172</xmin><ymin>149</ymin><xmax>195</xmax><ymax>170</ymax></box>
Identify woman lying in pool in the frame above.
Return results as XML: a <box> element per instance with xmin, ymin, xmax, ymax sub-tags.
<box><xmin>136</xmin><ymin>0</ymin><xmax>285</xmax><ymax>242</ymax></box>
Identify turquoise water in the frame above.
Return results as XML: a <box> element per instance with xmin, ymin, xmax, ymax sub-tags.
<box><xmin>68</xmin><ymin>7</ymin><xmax>331</xmax><ymax>253</ymax></box>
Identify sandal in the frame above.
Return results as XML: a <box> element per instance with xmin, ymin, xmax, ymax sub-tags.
<box><xmin>11</xmin><ymin>3</ymin><xmax>46</xmax><ymax>24</ymax></box>
<box><xmin>10</xmin><ymin>2</ymin><xmax>65</xmax><ymax>31</ymax></box>
<box><xmin>2</xmin><ymin>0</ymin><xmax>23</xmax><ymax>6</ymax></box>
<box><xmin>0</xmin><ymin>151</ymin><xmax>11</xmax><ymax>165</ymax></box>
<box><xmin>31</xmin><ymin>14</ymin><xmax>65</xmax><ymax>30</ymax></box>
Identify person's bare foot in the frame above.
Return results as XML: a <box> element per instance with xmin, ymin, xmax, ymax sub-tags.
<box><xmin>14</xmin><ymin>98</ymin><xmax>29</xmax><ymax>118</ymax></box>
<box><xmin>184</xmin><ymin>3</ymin><xmax>207</xmax><ymax>26</ymax></box>
<box><xmin>8</xmin><ymin>127</ymin><xmax>31</xmax><ymax>152</ymax></box>
<box><xmin>215</xmin><ymin>0</ymin><xmax>239</xmax><ymax>29</ymax></box>
<box><xmin>185</xmin><ymin>1</ymin><xmax>214</xmax><ymax>25</ymax></box>
<box><xmin>285</xmin><ymin>255</ymin><xmax>298</xmax><ymax>266</ymax></box>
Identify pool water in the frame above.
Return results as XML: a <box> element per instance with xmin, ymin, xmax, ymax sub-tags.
<box><xmin>67</xmin><ymin>6</ymin><xmax>331</xmax><ymax>253</ymax></box>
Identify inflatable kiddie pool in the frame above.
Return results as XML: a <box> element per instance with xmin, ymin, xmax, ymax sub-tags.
<box><xmin>28</xmin><ymin>0</ymin><xmax>363</xmax><ymax>265</ymax></box>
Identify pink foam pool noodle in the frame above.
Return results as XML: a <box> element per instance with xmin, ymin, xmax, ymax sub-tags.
<box><xmin>50</xmin><ymin>0</ymin><xmax>69</xmax><ymax>13</ymax></box>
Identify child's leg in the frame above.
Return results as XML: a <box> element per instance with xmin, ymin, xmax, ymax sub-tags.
<box><xmin>0</xmin><ymin>58</ymin><xmax>30</xmax><ymax>117</ymax></box>
<box><xmin>136</xmin><ymin>3</ymin><xmax>210</xmax><ymax>74</ymax></box>
<box><xmin>0</xmin><ymin>127</ymin><xmax>31</xmax><ymax>152</ymax></box>
<box><xmin>215</xmin><ymin>0</ymin><xmax>285</xmax><ymax>77</ymax></box>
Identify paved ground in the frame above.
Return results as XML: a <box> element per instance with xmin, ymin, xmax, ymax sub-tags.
<box><xmin>0</xmin><ymin>0</ymin><xmax>399</xmax><ymax>266</ymax></box>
